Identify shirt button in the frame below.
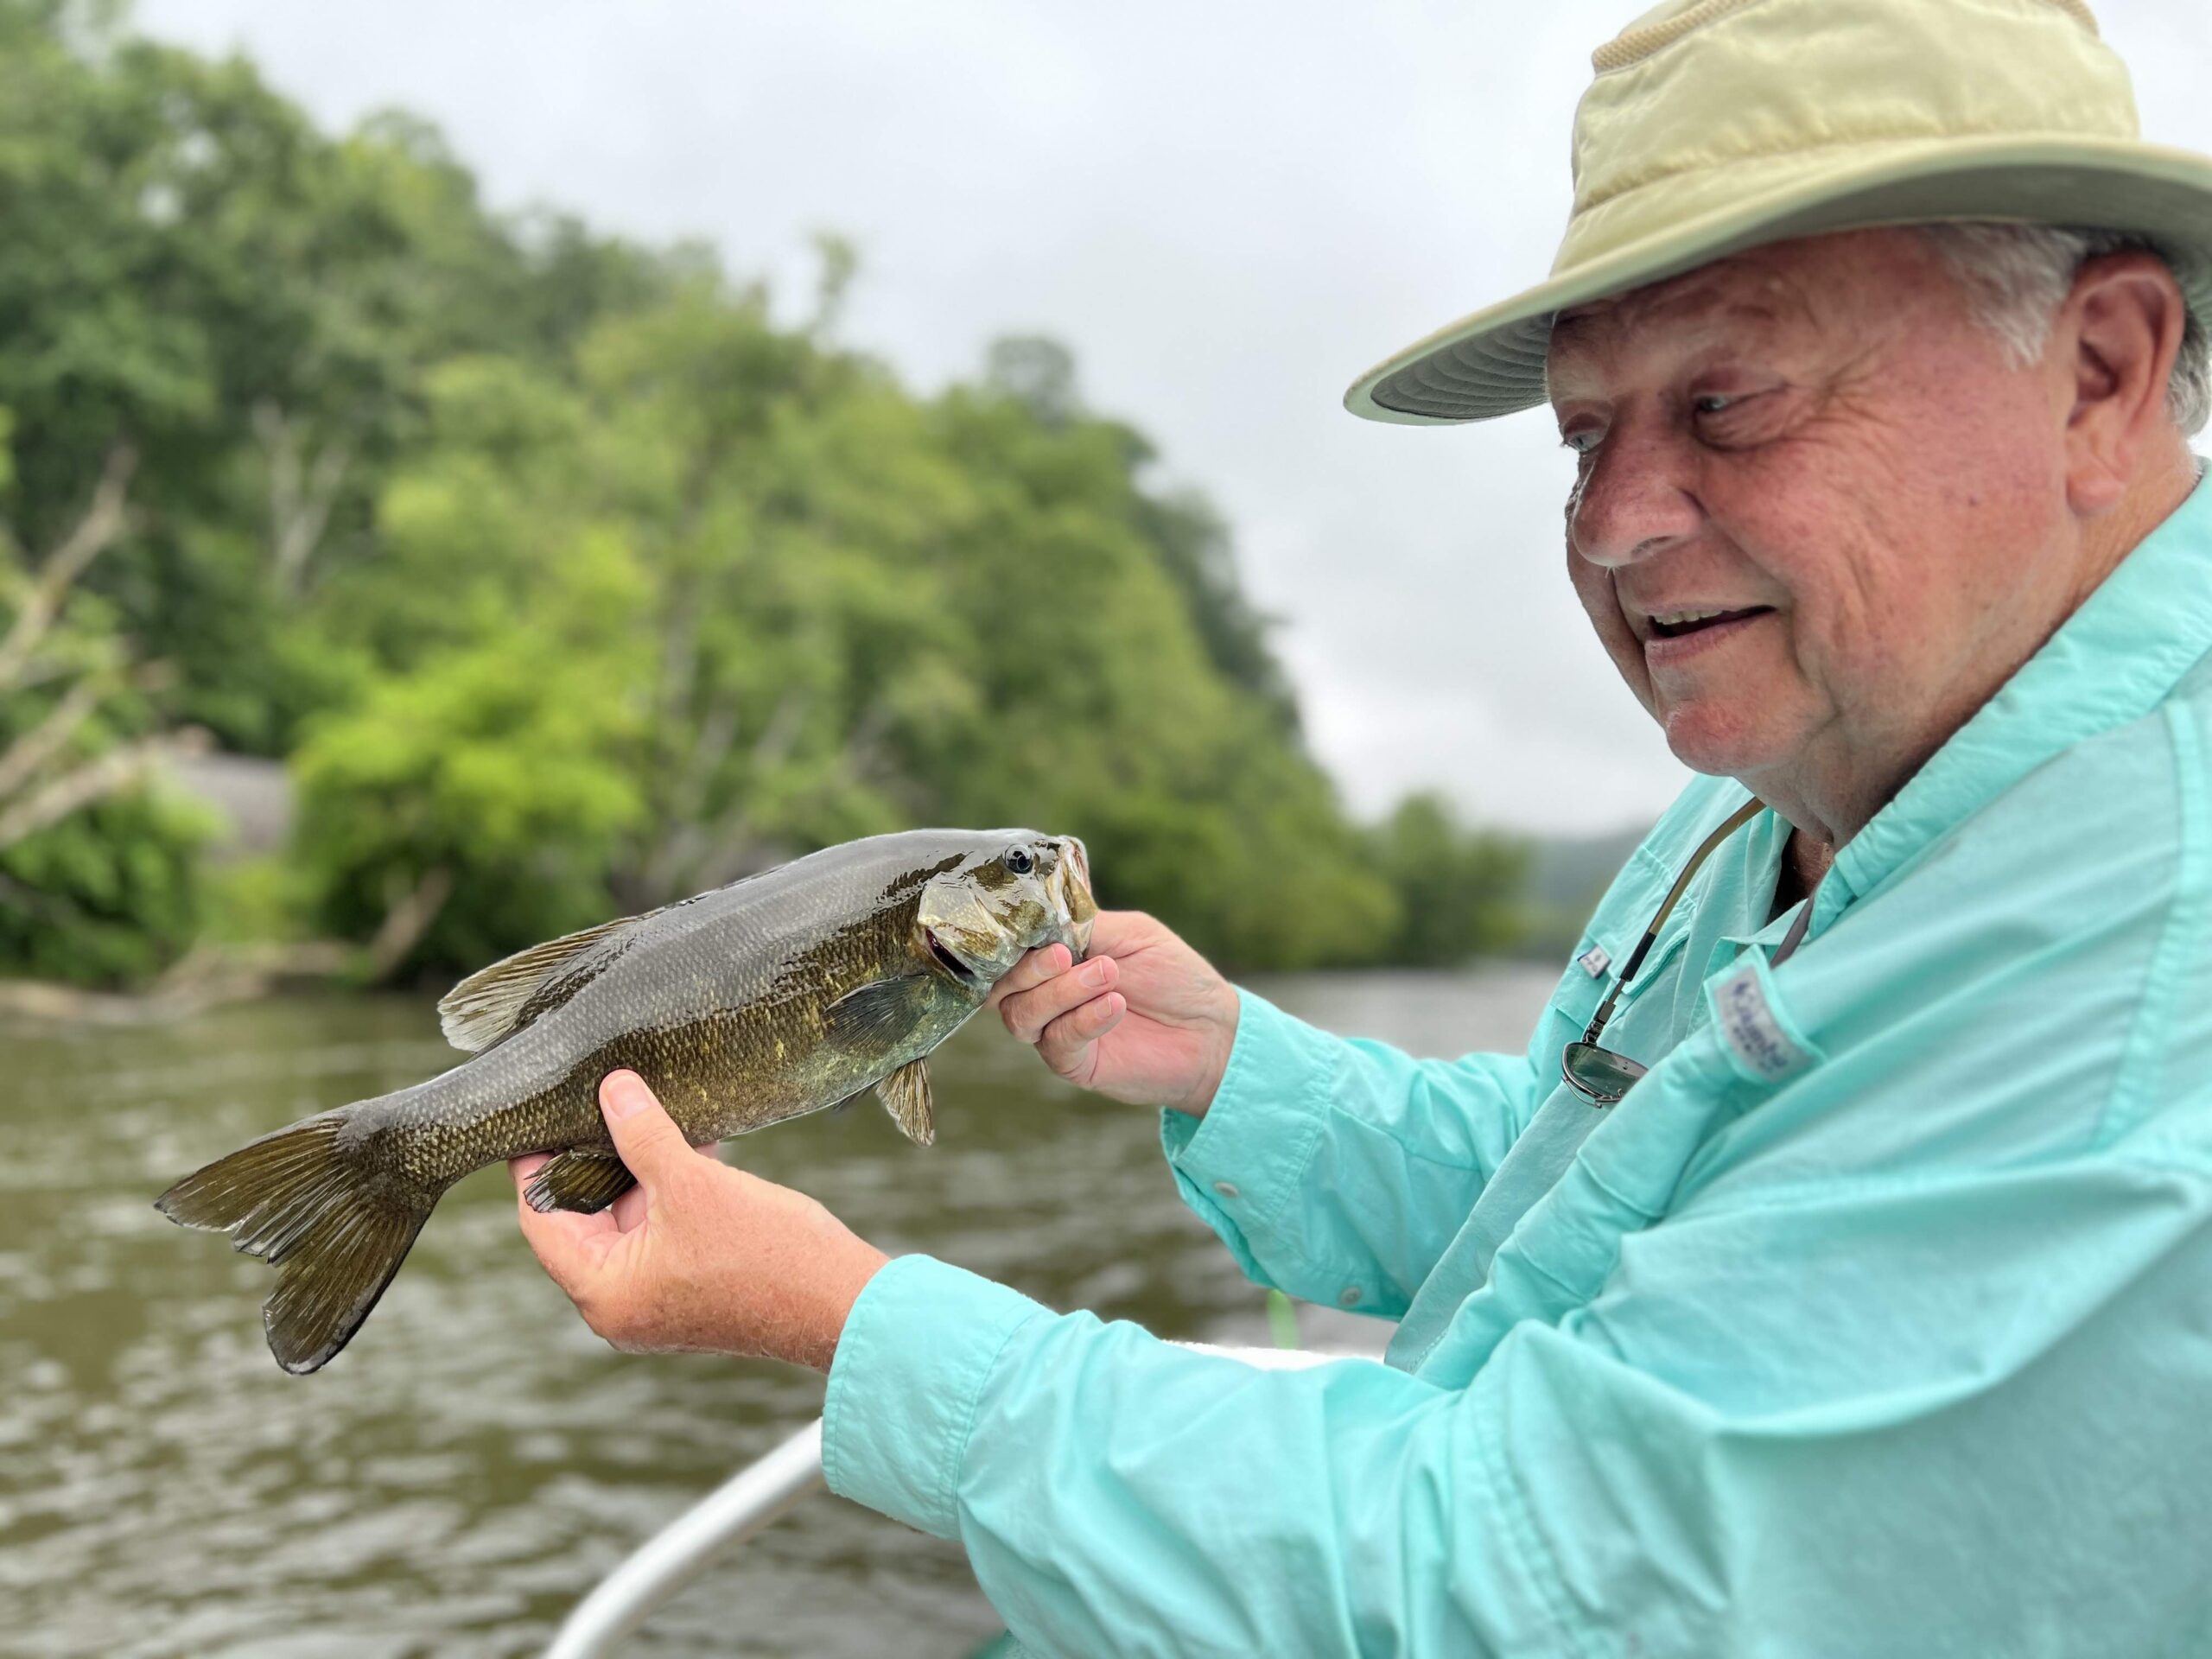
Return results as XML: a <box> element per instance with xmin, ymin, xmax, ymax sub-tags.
<box><xmin>1338</xmin><ymin>1287</ymin><xmax>1363</xmax><ymax>1308</ymax></box>
<box><xmin>1212</xmin><ymin>1180</ymin><xmax>1242</xmax><ymax>1201</ymax></box>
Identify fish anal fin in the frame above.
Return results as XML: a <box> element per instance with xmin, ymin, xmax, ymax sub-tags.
<box><xmin>822</xmin><ymin>975</ymin><xmax>938</xmax><ymax>1047</ymax></box>
<box><xmin>523</xmin><ymin>1150</ymin><xmax>636</xmax><ymax>1215</ymax></box>
<box><xmin>878</xmin><ymin>1058</ymin><xmax>935</xmax><ymax>1147</ymax></box>
<box><xmin>438</xmin><ymin>913</ymin><xmax>645</xmax><ymax>1053</ymax></box>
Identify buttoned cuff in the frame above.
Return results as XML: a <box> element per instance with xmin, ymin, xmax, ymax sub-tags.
<box><xmin>1160</xmin><ymin>988</ymin><xmax>1338</xmax><ymax>1289</ymax></box>
<box><xmin>821</xmin><ymin>1253</ymin><xmax>1048</xmax><ymax>1538</ymax></box>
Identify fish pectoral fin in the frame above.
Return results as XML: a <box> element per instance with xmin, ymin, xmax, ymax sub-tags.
<box><xmin>524</xmin><ymin>1150</ymin><xmax>637</xmax><ymax>1215</ymax></box>
<box><xmin>877</xmin><ymin>1058</ymin><xmax>935</xmax><ymax>1147</ymax></box>
<box><xmin>822</xmin><ymin>975</ymin><xmax>938</xmax><ymax>1047</ymax></box>
<box><xmin>437</xmin><ymin>910</ymin><xmax>658</xmax><ymax>1054</ymax></box>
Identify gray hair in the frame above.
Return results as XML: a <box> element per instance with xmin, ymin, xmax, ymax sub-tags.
<box><xmin>1918</xmin><ymin>222</ymin><xmax>2211</xmax><ymax>435</ymax></box>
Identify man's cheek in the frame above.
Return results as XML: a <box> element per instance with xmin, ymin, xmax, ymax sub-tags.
<box><xmin>1580</xmin><ymin>579</ymin><xmax>1649</xmax><ymax>687</ymax></box>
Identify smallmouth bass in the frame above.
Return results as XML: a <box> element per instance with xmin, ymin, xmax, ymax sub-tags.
<box><xmin>158</xmin><ymin>830</ymin><xmax>1096</xmax><ymax>1374</ymax></box>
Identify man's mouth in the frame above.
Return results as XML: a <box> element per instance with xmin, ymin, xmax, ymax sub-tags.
<box><xmin>1646</xmin><ymin>605</ymin><xmax>1773</xmax><ymax>639</ymax></box>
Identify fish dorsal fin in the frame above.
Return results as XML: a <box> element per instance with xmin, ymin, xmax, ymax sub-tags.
<box><xmin>437</xmin><ymin>912</ymin><xmax>646</xmax><ymax>1052</ymax></box>
<box><xmin>878</xmin><ymin>1058</ymin><xmax>935</xmax><ymax>1147</ymax></box>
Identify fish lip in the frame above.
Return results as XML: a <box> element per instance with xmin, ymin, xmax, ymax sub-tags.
<box><xmin>1053</xmin><ymin>836</ymin><xmax>1096</xmax><ymax>959</ymax></box>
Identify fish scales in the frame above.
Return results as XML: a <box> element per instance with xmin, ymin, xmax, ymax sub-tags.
<box><xmin>365</xmin><ymin>847</ymin><xmax>965</xmax><ymax>1193</ymax></box>
<box><xmin>156</xmin><ymin>829</ymin><xmax>1096</xmax><ymax>1372</ymax></box>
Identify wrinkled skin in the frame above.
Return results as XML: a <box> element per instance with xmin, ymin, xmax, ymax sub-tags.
<box><xmin>1548</xmin><ymin>226</ymin><xmax>2199</xmax><ymax>860</ymax></box>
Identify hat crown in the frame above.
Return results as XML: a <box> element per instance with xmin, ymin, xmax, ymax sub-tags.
<box><xmin>1344</xmin><ymin>0</ymin><xmax>2212</xmax><ymax>425</ymax></box>
<box><xmin>1562</xmin><ymin>0</ymin><xmax>2138</xmax><ymax>271</ymax></box>
<box><xmin>1590</xmin><ymin>0</ymin><xmax>2098</xmax><ymax>75</ymax></box>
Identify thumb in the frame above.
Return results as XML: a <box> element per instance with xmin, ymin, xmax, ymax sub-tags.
<box><xmin>597</xmin><ymin>1070</ymin><xmax>695</xmax><ymax>1185</ymax></box>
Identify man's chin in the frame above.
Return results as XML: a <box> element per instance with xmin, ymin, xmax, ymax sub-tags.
<box><xmin>1662</xmin><ymin>704</ymin><xmax>1799</xmax><ymax>781</ymax></box>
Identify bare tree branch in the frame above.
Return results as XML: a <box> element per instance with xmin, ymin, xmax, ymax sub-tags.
<box><xmin>365</xmin><ymin>864</ymin><xmax>453</xmax><ymax>982</ymax></box>
<box><xmin>687</xmin><ymin>697</ymin><xmax>897</xmax><ymax>893</ymax></box>
<box><xmin>751</xmin><ymin>688</ymin><xmax>810</xmax><ymax>771</ymax></box>
<box><xmin>622</xmin><ymin>684</ymin><xmax>827</xmax><ymax>906</ymax></box>
<box><xmin>0</xmin><ymin>444</ymin><xmax>137</xmax><ymax>690</ymax></box>
<box><xmin>255</xmin><ymin>402</ymin><xmax>352</xmax><ymax>601</ymax></box>
<box><xmin>0</xmin><ymin>726</ymin><xmax>210</xmax><ymax>852</ymax></box>
<box><xmin>0</xmin><ymin>672</ymin><xmax>109</xmax><ymax>801</ymax></box>
<box><xmin>0</xmin><ymin>861</ymin><xmax>457</xmax><ymax>1026</ymax></box>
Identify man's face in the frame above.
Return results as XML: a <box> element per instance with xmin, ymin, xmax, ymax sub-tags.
<box><xmin>1548</xmin><ymin>229</ymin><xmax>2076</xmax><ymax>807</ymax></box>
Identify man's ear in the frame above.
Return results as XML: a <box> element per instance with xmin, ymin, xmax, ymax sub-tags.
<box><xmin>2056</xmin><ymin>251</ymin><xmax>2188</xmax><ymax>516</ymax></box>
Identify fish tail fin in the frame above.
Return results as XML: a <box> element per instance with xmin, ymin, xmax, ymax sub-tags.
<box><xmin>156</xmin><ymin>1109</ymin><xmax>432</xmax><ymax>1375</ymax></box>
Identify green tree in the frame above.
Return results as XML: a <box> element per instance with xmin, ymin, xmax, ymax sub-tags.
<box><xmin>296</xmin><ymin>288</ymin><xmax>1411</xmax><ymax>976</ymax></box>
<box><xmin>0</xmin><ymin>1</ymin><xmax>689</xmax><ymax>755</ymax></box>
<box><xmin>1365</xmin><ymin>793</ymin><xmax>1529</xmax><ymax>966</ymax></box>
<box><xmin>0</xmin><ymin>2</ymin><xmax>1529</xmax><ymax>984</ymax></box>
<box><xmin>0</xmin><ymin>427</ymin><xmax>213</xmax><ymax>984</ymax></box>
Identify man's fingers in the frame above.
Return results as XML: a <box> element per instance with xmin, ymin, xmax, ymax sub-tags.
<box><xmin>510</xmin><ymin>1151</ymin><xmax>553</xmax><ymax>1188</ymax></box>
<box><xmin>1000</xmin><ymin>954</ymin><xmax>1118</xmax><ymax>1043</ymax></box>
<box><xmin>512</xmin><ymin>1174</ymin><xmax>605</xmax><ymax>1292</ymax></box>
<box><xmin>597</xmin><ymin>1070</ymin><xmax>696</xmax><ymax>1185</ymax></box>
<box><xmin>610</xmin><ymin>1183</ymin><xmax>651</xmax><ymax>1233</ymax></box>
<box><xmin>1036</xmin><ymin>991</ymin><xmax>1125</xmax><ymax>1077</ymax></box>
<box><xmin>988</xmin><ymin>944</ymin><xmax>1072</xmax><ymax>1010</ymax></box>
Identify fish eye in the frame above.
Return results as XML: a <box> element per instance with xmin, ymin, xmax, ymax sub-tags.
<box><xmin>1003</xmin><ymin>846</ymin><xmax>1035</xmax><ymax>876</ymax></box>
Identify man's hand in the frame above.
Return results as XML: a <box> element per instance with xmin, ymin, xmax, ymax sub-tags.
<box><xmin>988</xmin><ymin>908</ymin><xmax>1240</xmax><ymax>1117</ymax></box>
<box><xmin>510</xmin><ymin>1070</ymin><xmax>888</xmax><ymax>1372</ymax></box>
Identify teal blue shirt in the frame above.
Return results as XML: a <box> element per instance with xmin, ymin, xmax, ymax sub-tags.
<box><xmin>824</xmin><ymin>474</ymin><xmax>2212</xmax><ymax>1656</ymax></box>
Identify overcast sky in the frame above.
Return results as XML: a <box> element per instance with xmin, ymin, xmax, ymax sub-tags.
<box><xmin>136</xmin><ymin>0</ymin><xmax>2212</xmax><ymax>835</ymax></box>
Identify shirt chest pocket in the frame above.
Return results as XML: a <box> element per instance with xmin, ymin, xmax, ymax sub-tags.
<box><xmin>1542</xmin><ymin>858</ymin><xmax>1700</xmax><ymax>1054</ymax></box>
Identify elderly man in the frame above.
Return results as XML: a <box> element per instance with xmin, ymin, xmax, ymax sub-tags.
<box><xmin>514</xmin><ymin>0</ymin><xmax>2212</xmax><ymax>1650</ymax></box>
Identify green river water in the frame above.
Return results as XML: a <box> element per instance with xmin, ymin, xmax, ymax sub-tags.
<box><xmin>0</xmin><ymin>966</ymin><xmax>1556</xmax><ymax>1657</ymax></box>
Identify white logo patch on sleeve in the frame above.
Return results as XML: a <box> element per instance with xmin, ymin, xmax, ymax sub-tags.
<box><xmin>1577</xmin><ymin>944</ymin><xmax>1611</xmax><ymax>979</ymax></box>
<box><xmin>1708</xmin><ymin>957</ymin><xmax>1818</xmax><ymax>1084</ymax></box>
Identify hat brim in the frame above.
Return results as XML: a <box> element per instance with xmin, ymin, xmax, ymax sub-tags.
<box><xmin>1344</xmin><ymin>134</ymin><xmax>2212</xmax><ymax>425</ymax></box>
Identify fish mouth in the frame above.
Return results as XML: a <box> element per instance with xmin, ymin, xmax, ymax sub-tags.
<box><xmin>1053</xmin><ymin>836</ymin><xmax>1097</xmax><ymax>959</ymax></box>
<box><xmin>923</xmin><ymin>926</ymin><xmax>986</xmax><ymax>987</ymax></box>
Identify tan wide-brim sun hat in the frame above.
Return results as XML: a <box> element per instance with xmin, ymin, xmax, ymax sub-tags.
<box><xmin>1346</xmin><ymin>0</ymin><xmax>2212</xmax><ymax>425</ymax></box>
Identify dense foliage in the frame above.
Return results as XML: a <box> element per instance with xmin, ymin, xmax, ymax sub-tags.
<box><xmin>0</xmin><ymin>0</ymin><xmax>1527</xmax><ymax>985</ymax></box>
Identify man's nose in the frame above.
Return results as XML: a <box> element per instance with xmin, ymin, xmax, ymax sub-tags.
<box><xmin>1567</xmin><ymin>419</ymin><xmax>1702</xmax><ymax>568</ymax></box>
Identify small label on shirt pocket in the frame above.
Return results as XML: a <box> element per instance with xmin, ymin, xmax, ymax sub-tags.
<box><xmin>1552</xmin><ymin>851</ymin><xmax>1697</xmax><ymax>1023</ymax></box>
<box><xmin>1706</xmin><ymin>953</ymin><xmax>1823</xmax><ymax>1085</ymax></box>
<box><xmin>1699</xmin><ymin>946</ymin><xmax>1822</xmax><ymax>1092</ymax></box>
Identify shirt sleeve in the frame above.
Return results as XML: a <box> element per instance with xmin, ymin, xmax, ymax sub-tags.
<box><xmin>822</xmin><ymin>715</ymin><xmax>2212</xmax><ymax>1656</ymax></box>
<box><xmin>1157</xmin><ymin>988</ymin><xmax>1547</xmax><ymax>1316</ymax></box>
<box><xmin>824</xmin><ymin>1157</ymin><xmax>2212</xmax><ymax>1657</ymax></box>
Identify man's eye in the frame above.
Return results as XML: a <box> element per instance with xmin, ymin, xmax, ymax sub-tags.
<box><xmin>1560</xmin><ymin>429</ymin><xmax>1604</xmax><ymax>455</ymax></box>
<box><xmin>1692</xmin><ymin>393</ymin><xmax>1737</xmax><ymax>415</ymax></box>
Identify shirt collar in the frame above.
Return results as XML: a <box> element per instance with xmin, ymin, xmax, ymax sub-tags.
<box><xmin>1822</xmin><ymin>463</ymin><xmax>2212</xmax><ymax>925</ymax></box>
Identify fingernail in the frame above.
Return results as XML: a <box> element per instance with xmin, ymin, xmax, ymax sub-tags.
<box><xmin>1080</xmin><ymin>959</ymin><xmax>1110</xmax><ymax>988</ymax></box>
<box><xmin>601</xmin><ymin>1071</ymin><xmax>648</xmax><ymax>1118</ymax></box>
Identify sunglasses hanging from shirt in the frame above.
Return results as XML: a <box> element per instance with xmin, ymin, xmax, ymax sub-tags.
<box><xmin>1560</xmin><ymin>798</ymin><xmax>1815</xmax><ymax>1108</ymax></box>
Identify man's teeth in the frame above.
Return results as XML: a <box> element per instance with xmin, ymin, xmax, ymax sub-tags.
<box><xmin>1654</xmin><ymin>607</ymin><xmax>1735</xmax><ymax>628</ymax></box>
